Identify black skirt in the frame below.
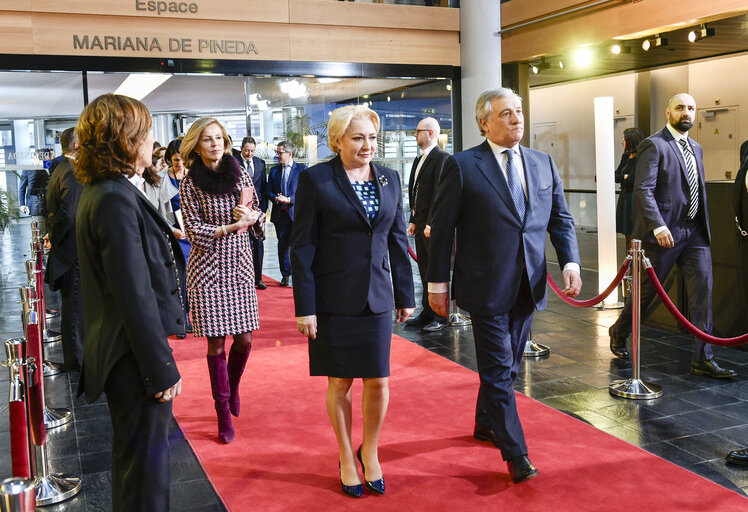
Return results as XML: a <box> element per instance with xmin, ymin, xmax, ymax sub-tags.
<box><xmin>616</xmin><ymin>191</ymin><xmax>634</xmax><ymax>236</ymax></box>
<box><xmin>309</xmin><ymin>309</ymin><xmax>392</xmax><ymax>378</ymax></box>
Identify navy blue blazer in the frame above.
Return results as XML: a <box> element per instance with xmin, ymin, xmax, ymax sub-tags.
<box><xmin>633</xmin><ymin>127</ymin><xmax>711</xmax><ymax>245</ymax></box>
<box><xmin>236</xmin><ymin>155</ymin><xmax>268</xmax><ymax>213</ymax></box>
<box><xmin>428</xmin><ymin>141</ymin><xmax>580</xmax><ymax>316</ymax></box>
<box><xmin>268</xmin><ymin>161</ymin><xmax>306</xmax><ymax>222</ymax></box>
<box><xmin>290</xmin><ymin>156</ymin><xmax>415</xmax><ymax>317</ymax></box>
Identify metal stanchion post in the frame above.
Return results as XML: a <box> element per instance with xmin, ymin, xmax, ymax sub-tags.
<box><xmin>21</xmin><ymin>264</ymin><xmax>61</xmax><ymax>378</ymax></box>
<box><xmin>523</xmin><ymin>329</ymin><xmax>550</xmax><ymax>357</ymax></box>
<box><xmin>448</xmin><ymin>299</ymin><xmax>471</xmax><ymax>326</ymax></box>
<box><xmin>28</xmin><ymin>231</ymin><xmax>61</xmax><ymax>344</ymax></box>
<box><xmin>21</xmin><ymin>308</ymin><xmax>81</xmax><ymax>506</ymax></box>
<box><xmin>609</xmin><ymin>239</ymin><xmax>663</xmax><ymax>399</ymax></box>
<box><xmin>31</xmin><ymin>221</ymin><xmax>59</xmax><ymax>324</ymax></box>
<box><xmin>19</xmin><ymin>287</ymin><xmax>71</xmax><ymax>429</ymax></box>
<box><xmin>0</xmin><ymin>478</ymin><xmax>36</xmax><ymax>512</ymax></box>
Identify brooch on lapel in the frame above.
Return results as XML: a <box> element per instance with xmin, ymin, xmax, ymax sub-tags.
<box><xmin>378</xmin><ymin>175</ymin><xmax>388</xmax><ymax>187</ymax></box>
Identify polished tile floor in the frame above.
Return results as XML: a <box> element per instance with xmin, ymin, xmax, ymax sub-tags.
<box><xmin>0</xmin><ymin>218</ymin><xmax>746</xmax><ymax>511</ymax></box>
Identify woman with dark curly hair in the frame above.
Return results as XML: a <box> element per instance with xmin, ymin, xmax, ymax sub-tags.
<box><xmin>179</xmin><ymin>117</ymin><xmax>263</xmax><ymax>444</ymax></box>
<box><xmin>74</xmin><ymin>93</ymin><xmax>185</xmax><ymax>511</ymax></box>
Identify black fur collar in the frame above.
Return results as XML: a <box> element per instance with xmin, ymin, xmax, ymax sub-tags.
<box><xmin>188</xmin><ymin>154</ymin><xmax>242</xmax><ymax>194</ymax></box>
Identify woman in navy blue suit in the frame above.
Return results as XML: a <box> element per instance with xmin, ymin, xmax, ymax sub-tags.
<box><xmin>291</xmin><ymin>105</ymin><xmax>415</xmax><ymax>498</ymax></box>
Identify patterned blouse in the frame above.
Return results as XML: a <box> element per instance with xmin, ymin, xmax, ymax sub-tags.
<box><xmin>351</xmin><ymin>180</ymin><xmax>379</xmax><ymax>221</ymax></box>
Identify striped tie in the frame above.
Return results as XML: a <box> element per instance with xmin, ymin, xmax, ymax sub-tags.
<box><xmin>504</xmin><ymin>149</ymin><xmax>526</xmax><ymax>220</ymax></box>
<box><xmin>678</xmin><ymin>139</ymin><xmax>699</xmax><ymax>219</ymax></box>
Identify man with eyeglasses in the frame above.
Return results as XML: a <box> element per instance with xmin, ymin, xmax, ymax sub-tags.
<box><xmin>268</xmin><ymin>141</ymin><xmax>307</xmax><ymax>286</ymax></box>
<box><xmin>405</xmin><ymin>117</ymin><xmax>450</xmax><ymax>332</ymax></box>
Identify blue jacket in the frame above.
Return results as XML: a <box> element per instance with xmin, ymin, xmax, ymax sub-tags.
<box><xmin>290</xmin><ymin>156</ymin><xmax>415</xmax><ymax>316</ymax></box>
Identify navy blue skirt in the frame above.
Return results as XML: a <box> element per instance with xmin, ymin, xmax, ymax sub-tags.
<box><xmin>310</xmin><ymin>309</ymin><xmax>392</xmax><ymax>378</ymax></box>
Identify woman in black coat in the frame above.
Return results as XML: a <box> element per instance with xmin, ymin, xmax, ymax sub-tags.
<box><xmin>74</xmin><ymin>94</ymin><xmax>185</xmax><ymax>511</ymax></box>
<box><xmin>291</xmin><ymin>105</ymin><xmax>415</xmax><ymax>498</ymax></box>
<box><xmin>615</xmin><ymin>127</ymin><xmax>644</xmax><ymax>250</ymax></box>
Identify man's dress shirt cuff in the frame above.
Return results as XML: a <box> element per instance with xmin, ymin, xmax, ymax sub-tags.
<box><xmin>428</xmin><ymin>282</ymin><xmax>448</xmax><ymax>293</ymax></box>
<box><xmin>563</xmin><ymin>262</ymin><xmax>580</xmax><ymax>275</ymax></box>
<box><xmin>653</xmin><ymin>226</ymin><xmax>668</xmax><ymax>237</ymax></box>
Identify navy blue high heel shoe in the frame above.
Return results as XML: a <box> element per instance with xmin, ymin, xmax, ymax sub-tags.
<box><xmin>339</xmin><ymin>463</ymin><xmax>363</xmax><ymax>498</ymax></box>
<box><xmin>357</xmin><ymin>446</ymin><xmax>385</xmax><ymax>495</ymax></box>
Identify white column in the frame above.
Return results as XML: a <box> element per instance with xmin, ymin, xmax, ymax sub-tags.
<box><xmin>594</xmin><ymin>97</ymin><xmax>619</xmax><ymax>306</ymax></box>
<box><xmin>460</xmin><ymin>0</ymin><xmax>501</xmax><ymax>149</ymax></box>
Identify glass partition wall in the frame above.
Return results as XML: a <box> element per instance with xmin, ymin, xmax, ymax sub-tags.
<box><xmin>0</xmin><ymin>71</ymin><xmax>453</xmax><ymax>204</ymax></box>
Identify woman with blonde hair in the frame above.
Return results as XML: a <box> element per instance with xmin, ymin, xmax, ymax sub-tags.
<box><xmin>291</xmin><ymin>105</ymin><xmax>414</xmax><ymax>497</ymax></box>
<box><xmin>179</xmin><ymin>117</ymin><xmax>264</xmax><ymax>444</ymax></box>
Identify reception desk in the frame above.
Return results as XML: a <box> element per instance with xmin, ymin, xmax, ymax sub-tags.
<box><xmin>643</xmin><ymin>181</ymin><xmax>748</xmax><ymax>340</ymax></box>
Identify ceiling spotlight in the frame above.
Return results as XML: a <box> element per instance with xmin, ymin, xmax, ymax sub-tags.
<box><xmin>558</xmin><ymin>60</ymin><xmax>564</xmax><ymax>69</ymax></box>
<box><xmin>611</xmin><ymin>43</ymin><xmax>631</xmax><ymax>55</ymax></box>
<box><xmin>642</xmin><ymin>35</ymin><xmax>668</xmax><ymax>51</ymax></box>
<box><xmin>573</xmin><ymin>48</ymin><xmax>594</xmax><ymax>67</ymax></box>
<box><xmin>688</xmin><ymin>26</ymin><xmax>715</xmax><ymax>43</ymax></box>
<box><xmin>530</xmin><ymin>59</ymin><xmax>551</xmax><ymax>75</ymax></box>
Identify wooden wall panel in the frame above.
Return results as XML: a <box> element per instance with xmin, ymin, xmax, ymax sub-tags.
<box><xmin>1</xmin><ymin>0</ymin><xmax>289</xmax><ymax>23</ymax></box>
<box><xmin>289</xmin><ymin>24</ymin><xmax>459</xmax><ymax>65</ymax></box>
<box><xmin>501</xmin><ymin>0</ymin><xmax>589</xmax><ymax>27</ymax></box>
<box><xmin>31</xmin><ymin>14</ymin><xmax>291</xmax><ymax>60</ymax></box>
<box><xmin>0</xmin><ymin>13</ymin><xmax>33</xmax><ymax>54</ymax></box>
<box><xmin>501</xmin><ymin>0</ymin><xmax>748</xmax><ymax>62</ymax></box>
<box><xmin>289</xmin><ymin>0</ymin><xmax>459</xmax><ymax>31</ymax></box>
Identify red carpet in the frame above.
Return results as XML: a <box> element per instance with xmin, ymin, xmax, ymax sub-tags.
<box><xmin>170</xmin><ymin>280</ymin><xmax>746</xmax><ymax>511</ymax></box>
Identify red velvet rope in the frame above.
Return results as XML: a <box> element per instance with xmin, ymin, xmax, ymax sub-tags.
<box><xmin>25</xmin><ymin>323</ymin><xmax>47</xmax><ymax>446</ymax></box>
<box><xmin>546</xmin><ymin>258</ymin><xmax>632</xmax><ymax>307</ymax></box>
<box><xmin>9</xmin><ymin>400</ymin><xmax>31</xmax><ymax>478</ymax></box>
<box><xmin>408</xmin><ymin>244</ymin><xmax>418</xmax><ymax>262</ymax></box>
<box><xmin>644</xmin><ymin>267</ymin><xmax>748</xmax><ymax>346</ymax></box>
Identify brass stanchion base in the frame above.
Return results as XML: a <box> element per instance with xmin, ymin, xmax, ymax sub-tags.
<box><xmin>523</xmin><ymin>340</ymin><xmax>550</xmax><ymax>358</ymax></box>
<box><xmin>43</xmin><ymin>359</ymin><xmax>63</xmax><ymax>377</ymax></box>
<box><xmin>35</xmin><ymin>473</ymin><xmax>82</xmax><ymax>506</ymax></box>
<box><xmin>448</xmin><ymin>312</ymin><xmax>471</xmax><ymax>326</ymax></box>
<box><xmin>609</xmin><ymin>378</ymin><xmax>663</xmax><ymax>400</ymax></box>
<box><xmin>43</xmin><ymin>329</ymin><xmax>61</xmax><ymax>343</ymax></box>
<box><xmin>44</xmin><ymin>406</ymin><xmax>72</xmax><ymax>429</ymax></box>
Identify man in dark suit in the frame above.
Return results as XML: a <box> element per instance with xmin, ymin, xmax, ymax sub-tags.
<box><xmin>268</xmin><ymin>140</ymin><xmax>306</xmax><ymax>286</ymax></box>
<box><xmin>44</xmin><ymin>127</ymin><xmax>84</xmax><ymax>371</ymax></box>
<box><xmin>405</xmin><ymin>117</ymin><xmax>450</xmax><ymax>332</ymax></box>
<box><xmin>608</xmin><ymin>93</ymin><xmax>736</xmax><ymax>379</ymax></box>
<box><xmin>428</xmin><ymin>88</ymin><xmax>582</xmax><ymax>484</ymax></box>
<box><xmin>238</xmin><ymin>136</ymin><xmax>269</xmax><ymax>289</ymax></box>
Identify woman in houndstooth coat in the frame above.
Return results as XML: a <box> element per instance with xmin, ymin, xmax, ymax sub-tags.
<box><xmin>179</xmin><ymin>117</ymin><xmax>262</xmax><ymax>444</ymax></box>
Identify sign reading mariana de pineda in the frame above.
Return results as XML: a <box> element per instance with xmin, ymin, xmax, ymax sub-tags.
<box><xmin>71</xmin><ymin>1</ymin><xmax>258</xmax><ymax>55</ymax></box>
<box><xmin>72</xmin><ymin>35</ymin><xmax>259</xmax><ymax>55</ymax></box>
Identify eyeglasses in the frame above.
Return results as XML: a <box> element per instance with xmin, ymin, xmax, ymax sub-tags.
<box><xmin>276</xmin><ymin>150</ymin><xmax>288</xmax><ymax>155</ymax></box>
<box><xmin>414</xmin><ymin>129</ymin><xmax>430</xmax><ymax>134</ymax></box>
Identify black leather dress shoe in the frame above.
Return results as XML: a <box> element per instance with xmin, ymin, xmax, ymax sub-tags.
<box><xmin>691</xmin><ymin>358</ymin><xmax>737</xmax><ymax>379</ymax></box>
<box><xmin>280</xmin><ymin>276</ymin><xmax>289</xmax><ymax>287</ymax></box>
<box><xmin>507</xmin><ymin>455</ymin><xmax>538</xmax><ymax>484</ymax></box>
<box><xmin>422</xmin><ymin>319</ymin><xmax>448</xmax><ymax>332</ymax></box>
<box><xmin>256</xmin><ymin>280</ymin><xmax>267</xmax><ymax>290</ymax></box>
<box><xmin>608</xmin><ymin>325</ymin><xmax>629</xmax><ymax>359</ymax></box>
<box><xmin>473</xmin><ymin>424</ymin><xmax>500</xmax><ymax>448</ymax></box>
<box><xmin>404</xmin><ymin>313</ymin><xmax>432</xmax><ymax>326</ymax></box>
<box><xmin>726</xmin><ymin>448</ymin><xmax>748</xmax><ymax>466</ymax></box>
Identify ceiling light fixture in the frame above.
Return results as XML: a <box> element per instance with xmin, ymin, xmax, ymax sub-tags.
<box><xmin>642</xmin><ymin>35</ymin><xmax>667</xmax><ymax>51</ymax></box>
<box><xmin>572</xmin><ymin>48</ymin><xmax>594</xmax><ymax>67</ymax></box>
<box><xmin>611</xmin><ymin>43</ymin><xmax>631</xmax><ymax>55</ymax></box>
<box><xmin>688</xmin><ymin>26</ymin><xmax>715</xmax><ymax>43</ymax></box>
<box><xmin>114</xmin><ymin>73</ymin><xmax>171</xmax><ymax>100</ymax></box>
<box><xmin>530</xmin><ymin>59</ymin><xmax>551</xmax><ymax>75</ymax></box>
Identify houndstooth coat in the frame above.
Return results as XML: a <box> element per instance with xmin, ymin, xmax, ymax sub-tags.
<box><xmin>180</xmin><ymin>166</ymin><xmax>261</xmax><ymax>337</ymax></box>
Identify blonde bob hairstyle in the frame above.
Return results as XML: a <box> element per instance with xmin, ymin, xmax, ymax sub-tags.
<box><xmin>75</xmin><ymin>93</ymin><xmax>152</xmax><ymax>184</ymax></box>
<box><xmin>327</xmin><ymin>105</ymin><xmax>380</xmax><ymax>154</ymax></box>
<box><xmin>179</xmin><ymin>117</ymin><xmax>232</xmax><ymax>169</ymax></box>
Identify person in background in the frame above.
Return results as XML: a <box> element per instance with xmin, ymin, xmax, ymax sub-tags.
<box><xmin>237</xmin><ymin>136</ymin><xmax>268</xmax><ymax>289</ymax></box>
<box><xmin>74</xmin><ymin>93</ymin><xmax>184</xmax><ymax>511</ymax></box>
<box><xmin>726</xmin><ymin>139</ymin><xmax>748</xmax><ymax>467</ymax></box>
<box><xmin>44</xmin><ymin>126</ymin><xmax>84</xmax><ymax>372</ymax></box>
<box><xmin>179</xmin><ymin>118</ymin><xmax>263</xmax><ymax>444</ymax></box>
<box><xmin>291</xmin><ymin>105</ymin><xmax>415</xmax><ymax>498</ymax></box>
<box><xmin>615</xmin><ymin>127</ymin><xmax>644</xmax><ymax>253</ymax></box>
<box><xmin>268</xmin><ymin>140</ymin><xmax>306</xmax><ymax>286</ymax></box>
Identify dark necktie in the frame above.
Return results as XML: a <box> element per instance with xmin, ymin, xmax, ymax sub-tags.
<box><xmin>503</xmin><ymin>149</ymin><xmax>526</xmax><ymax>220</ymax></box>
<box><xmin>678</xmin><ymin>139</ymin><xmax>699</xmax><ymax>219</ymax></box>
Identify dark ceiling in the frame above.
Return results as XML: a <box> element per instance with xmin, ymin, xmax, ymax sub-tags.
<box><xmin>525</xmin><ymin>13</ymin><xmax>748</xmax><ymax>87</ymax></box>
